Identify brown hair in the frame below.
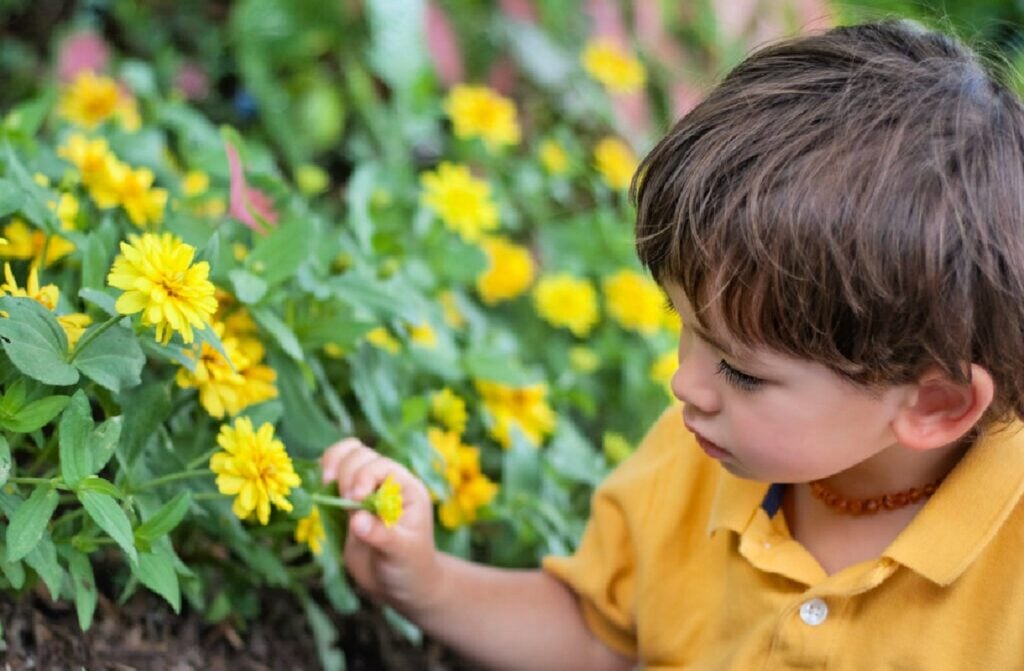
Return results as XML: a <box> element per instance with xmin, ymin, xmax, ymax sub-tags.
<box><xmin>632</xmin><ymin>20</ymin><xmax>1024</xmax><ymax>424</ymax></box>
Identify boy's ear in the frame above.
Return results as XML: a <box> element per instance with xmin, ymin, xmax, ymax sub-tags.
<box><xmin>891</xmin><ymin>364</ymin><xmax>995</xmax><ymax>451</ymax></box>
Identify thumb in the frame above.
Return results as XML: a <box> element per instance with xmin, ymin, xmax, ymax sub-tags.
<box><xmin>349</xmin><ymin>509</ymin><xmax>399</xmax><ymax>554</ymax></box>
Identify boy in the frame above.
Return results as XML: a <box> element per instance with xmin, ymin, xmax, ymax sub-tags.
<box><xmin>321</xmin><ymin>21</ymin><xmax>1024</xmax><ymax>669</ymax></box>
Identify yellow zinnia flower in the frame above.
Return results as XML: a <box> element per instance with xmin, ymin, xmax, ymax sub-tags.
<box><xmin>431</xmin><ymin>388</ymin><xmax>468</xmax><ymax>435</ymax></box>
<box><xmin>603</xmin><ymin>269</ymin><xmax>665</xmax><ymax>335</ymax></box>
<box><xmin>408</xmin><ymin>321</ymin><xmax>438</xmax><ymax>348</ymax></box>
<box><xmin>106</xmin><ymin>232</ymin><xmax>217</xmax><ymax>345</ymax></box>
<box><xmin>581</xmin><ymin>38</ymin><xmax>647</xmax><ymax>94</ymax></box>
<box><xmin>175</xmin><ymin>322</ymin><xmax>278</xmax><ymax>418</ymax></box>
<box><xmin>365</xmin><ymin>326</ymin><xmax>401</xmax><ymax>353</ymax></box>
<box><xmin>593</xmin><ymin>136</ymin><xmax>638</xmax><ymax>190</ymax></box>
<box><xmin>603</xmin><ymin>432</ymin><xmax>634</xmax><ymax>465</ymax></box>
<box><xmin>295</xmin><ymin>505</ymin><xmax>326</xmax><ymax>556</ymax></box>
<box><xmin>0</xmin><ymin>262</ymin><xmax>59</xmax><ymax>311</ymax></box>
<box><xmin>533</xmin><ymin>274</ymin><xmax>599</xmax><ymax>337</ymax></box>
<box><xmin>50</xmin><ymin>193</ymin><xmax>80</xmax><ymax>230</ymax></box>
<box><xmin>421</xmin><ymin>162</ymin><xmax>499</xmax><ymax>242</ymax></box>
<box><xmin>438</xmin><ymin>290</ymin><xmax>466</xmax><ymax>329</ymax></box>
<box><xmin>444</xmin><ymin>84</ymin><xmax>521</xmax><ymax>150</ymax></box>
<box><xmin>58</xmin><ymin>71</ymin><xmax>121</xmax><ymax>129</ymax></box>
<box><xmin>476</xmin><ymin>236</ymin><xmax>535</xmax><ymax>305</ymax></box>
<box><xmin>568</xmin><ymin>345</ymin><xmax>600</xmax><ymax>374</ymax></box>
<box><xmin>57</xmin><ymin>134</ymin><xmax>122</xmax><ymax>207</ymax></box>
<box><xmin>475</xmin><ymin>380</ymin><xmax>556</xmax><ymax>449</ymax></box>
<box><xmin>538</xmin><ymin>139</ymin><xmax>570</xmax><ymax>175</ymax></box>
<box><xmin>182</xmin><ymin>170</ymin><xmax>210</xmax><ymax>197</ymax></box>
<box><xmin>57</xmin><ymin>313</ymin><xmax>92</xmax><ymax>350</ymax></box>
<box><xmin>650</xmin><ymin>350</ymin><xmax>677</xmax><ymax>394</ymax></box>
<box><xmin>103</xmin><ymin>161</ymin><xmax>168</xmax><ymax>228</ymax></box>
<box><xmin>428</xmin><ymin>427</ymin><xmax>498</xmax><ymax>529</ymax></box>
<box><xmin>0</xmin><ymin>218</ymin><xmax>75</xmax><ymax>268</ymax></box>
<box><xmin>210</xmin><ymin>417</ymin><xmax>301</xmax><ymax>525</ymax></box>
<box><xmin>362</xmin><ymin>475</ymin><xmax>404</xmax><ymax>528</ymax></box>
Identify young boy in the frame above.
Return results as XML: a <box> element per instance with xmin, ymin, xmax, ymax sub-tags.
<box><xmin>321</xmin><ymin>21</ymin><xmax>1024</xmax><ymax>669</ymax></box>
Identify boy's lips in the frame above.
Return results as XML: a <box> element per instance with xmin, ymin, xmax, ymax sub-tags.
<box><xmin>683</xmin><ymin>420</ymin><xmax>732</xmax><ymax>460</ymax></box>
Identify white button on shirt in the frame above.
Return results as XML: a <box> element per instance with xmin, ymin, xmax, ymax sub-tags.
<box><xmin>799</xmin><ymin>598</ymin><xmax>829</xmax><ymax>626</ymax></box>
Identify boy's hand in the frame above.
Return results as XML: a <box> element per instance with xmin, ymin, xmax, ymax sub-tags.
<box><xmin>320</xmin><ymin>438</ymin><xmax>442</xmax><ymax>613</ymax></box>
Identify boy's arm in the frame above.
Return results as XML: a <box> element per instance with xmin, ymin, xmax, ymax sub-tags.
<box><xmin>323</xmin><ymin>438</ymin><xmax>635</xmax><ymax>671</ymax></box>
<box><xmin>403</xmin><ymin>553</ymin><xmax>634</xmax><ymax>671</ymax></box>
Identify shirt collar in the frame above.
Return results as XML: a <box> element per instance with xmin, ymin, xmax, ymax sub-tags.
<box><xmin>706</xmin><ymin>466</ymin><xmax>772</xmax><ymax>536</ymax></box>
<box><xmin>885</xmin><ymin>421</ymin><xmax>1024</xmax><ymax>586</ymax></box>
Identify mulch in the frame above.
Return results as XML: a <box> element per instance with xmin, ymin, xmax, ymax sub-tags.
<box><xmin>1</xmin><ymin>583</ymin><xmax>480</xmax><ymax>670</ymax></box>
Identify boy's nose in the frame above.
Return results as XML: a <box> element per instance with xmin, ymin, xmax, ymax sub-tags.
<box><xmin>670</xmin><ymin>345</ymin><xmax>722</xmax><ymax>414</ymax></box>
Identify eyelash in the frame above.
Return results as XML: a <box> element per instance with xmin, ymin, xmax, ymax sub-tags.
<box><xmin>716</xmin><ymin>359</ymin><xmax>764</xmax><ymax>391</ymax></box>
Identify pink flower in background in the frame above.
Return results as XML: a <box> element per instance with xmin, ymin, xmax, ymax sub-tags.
<box><xmin>425</xmin><ymin>0</ymin><xmax>464</xmax><ymax>88</ymax></box>
<box><xmin>57</xmin><ymin>29</ymin><xmax>109</xmax><ymax>82</ymax></box>
<box><xmin>498</xmin><ymin>0</ymin><xmax>537</xmax><ymax>23</ymax></box>
<box><xmin>487</xmin><ymin>57</ymin><xmax>519</xmax><ymax>96</ymax></box>
<box><xmin>175</xmin><ymin>61</ymin><xmax>210</xmax><ymax>101</ymax></box>
<box><xmin>225</xmin><ymin>141</ymin><xmax>278</xmax><ymax>235</ymax></box>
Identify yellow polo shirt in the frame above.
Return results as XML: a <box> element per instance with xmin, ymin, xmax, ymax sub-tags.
<box><xmin>543</xmin><ymin>405</ymin><xmax>1024</xmax><ymax>669</ymax></box>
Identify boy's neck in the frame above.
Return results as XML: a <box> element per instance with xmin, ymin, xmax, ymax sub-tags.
<box><xmin>783</xmin><ymin>439</ymin><xmax>970</xmax><ymax>576</ymax></box>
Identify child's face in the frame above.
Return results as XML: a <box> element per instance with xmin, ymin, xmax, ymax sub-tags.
<box><xmin>663</xmin><ymin>282</ymin><xmax>909</xmax><ymax>483</ymax></box>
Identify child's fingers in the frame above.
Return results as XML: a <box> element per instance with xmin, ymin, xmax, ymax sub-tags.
<box><xmin>320</xmin><ymin>437</ymin><xmax>367</xmax><ymax>483</ymax></box>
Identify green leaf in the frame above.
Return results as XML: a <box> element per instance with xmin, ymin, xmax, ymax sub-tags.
<box><xmin>78</xmin><ymin>490</ymin><xmax>137</xmax><ymax>563</ymax></box>
<box><xmin>88</xmin><ymin>417</ymin><xmax>122</xmax><ymax>476</ymax></box>
<box><xmin>0</xmin><ymin>297</ymin><xmax>78</xmax><ymax>386</ymax></box>
<box><xmin>1</xmin><ymin>144</ymin><xmax>60</xmax><ymax>233</ymax></box>
<box><xmin>229</xmin><ymin>268</ymin><xmax>268</xmax><ymax>304</ymax></box>
<box><xmin>502</xmin><ymin>429</ymin><xmax>542</xmax><ymax>502</ymax></box>
<box><xmin>251</xmin><ymin>306</ymin><xmax>303</xmax><ymax>361</ymax></box>
<box><xmin>0</xmin><ymin>553</ymin><xmax>25</xmax><ymax>589</ymax></box>
<box><xmin>77</xmin><ymin>476</ymin><xmax>124</xmax><ymax>499</ymax></box>
<box><xmin>135</xmin><ymin>544</ymin><xmax>181</xmax><ymax>613</ymax></box>
<box><xmin>59</xmin><ymin>391</ymin><xmax>93</xmax><ymax>488</ymax></box>
<box><xmin>67</xmin><ymin>549</ymin><xmax>98</xmax><ymax>630</ymax></box>
<box><xmin>71</xmin><ymin>323</ymin><xmax>144</xmax><ymax>393</ymax></box>
<box><xmin>0</xmin><ymin>180</ymin><xmax>24</xmax><ymax>218</ymax></box>
<box><xmin>135</xmin><ymin>491</ymin><xmax>191</xmax><ymax>543</ymax></box>
<box><xmin>6</xmin><ymin>485</ymin><xmax>60</xmax><ymax>562</ymax></box>
<box><xmin>78</xmin><ymin>288</ymin><xmax>118</xmax><ymax>316</ymax></box>
<box><xmin>81</xmin><ymin>232</ymin><xmax>113</xmax><ymax>291</ymax></box>
<box><xmin>273</xmin><ymin>354</ymin><xmax>341</xmax><ymax>457</ymax></box>
<box><xmin>118</xmin><ymin>383</ymin><xmax>171</xmax><ymax>466</ymax></box>
<box><xmin>2</xmin><ymin>395</ymin><xmax>70</xmax><ymax>433</ymax></box>
<box><xmin>247</xmin><ymin>216</ymin><xmax>315</xmax><ymax>286</ymax></box>
<box><xmin>0</xmin><ymin>378</ymin><xmax>27</xmax><ymax>415</ymax></box>
<box><xmin>24</xmin><ymin>535</ymin><xmax>62</xmax><ymax>599</ymax></box>
<box><xmin>2</xmin><ymin>90</ymin><xmax>56</xmax><ymax>137</ymax></box>
<box><xmin>0</xmin><ymin>435</ymin><xmax>10</xmax><ymax>486</ymax></box>
<box><xmin>302</xmin><ymin>596</ymin><xmax>346</xmax><ymax>671</ymax></box>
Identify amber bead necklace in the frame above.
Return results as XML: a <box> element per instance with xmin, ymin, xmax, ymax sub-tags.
<box><xmin>808</xmin><ymin>475</ymin><xmax>945</xmax><ymax>516</ymax></box>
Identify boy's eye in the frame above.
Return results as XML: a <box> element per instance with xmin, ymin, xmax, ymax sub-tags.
<box><xmin>715</xmin><ymin>359</ymin><xmax>764</xmax><ymax>391</ymax></box>
<box><xmin>662</xmin><ymin>296</ymin><xmax>676</xmax><ymax>314</ymax></box>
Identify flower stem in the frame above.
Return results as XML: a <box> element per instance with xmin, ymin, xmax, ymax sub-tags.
<box><xmin>136</xmin><ymin>469</ymin><xmax>211</xmax><ymax>491</ymax></box>
<box><xmin>186</xmin><ymin>447</ymin><xmax>218</xmax><ymax>471</ymax></box>
<box><xmin>310</xmin><ymin>493</ymin><xmax>363</xmax><ymax>510</ymax></box>
<box><xmin>7</xmin><ymin>477</ymin><xmax>61</xmax><ymax>487</ymax></box>
<box><xmin>68</xmin><ymin>315</ymin><xmax>122</xmax><ymax>363</ymax></box>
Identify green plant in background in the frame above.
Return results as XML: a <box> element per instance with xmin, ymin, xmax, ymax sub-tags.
<box><xmin>0</xmin><ymin>0</ymin><xmax>1019</xmax><ymax>668</ymax></box>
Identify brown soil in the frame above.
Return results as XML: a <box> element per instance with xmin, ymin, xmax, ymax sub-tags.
<box><xmin>1</xmin><ymin>584</ymin><xmax>479</xmax><ymax>670</ymax></box>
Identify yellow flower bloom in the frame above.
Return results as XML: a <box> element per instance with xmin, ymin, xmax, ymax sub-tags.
<box><xmin>421</xmin><ymin>162</ymin><xmax>499</xmax><ymax>242</ymax></box>
<box><xmin>211</xmin><ymin>417</ymin><xmax>301</xmax><ymax>525</ymax></box>
<box><xmin>57</xmin><ymin>313</ymin><xmax>92</xmax><ymax>350</ymax></box>
<box><xmin>295</xmin><ymin>506</ymin><xmax>326</xmax><ymax>556</ymax></box>
<box><xmin>296</xmin><ymin>164</ymin><xmax>329</xmax><ymax>195</ymax></box>
<box><xmin>175</xmin><ymin>322</ymin><xmax>278</xmax><ymax>418</ymax></box>
<box><xmin>663</xmin><ymin>307</ymin><xmax>681</xmax><ymax>333</ymax></box>
<box><xmin>603</xmin><ymin>269</ymin><xmax>665</xmax><ymax>335</ymax></box>
<box><xmin>428</xmin><ymin>427</ymin><xmax>498</xmax><ymax>529</ymax></box>
<box><xmin>57</xmin><ymin>134</ymin><xmax>121</xmax><ymax>205</ymax></box>
<box><xmin>33</xmin><ymin>173</ymin><xmax>50</xmax><ymax>188</ymax></box>
<box><xmin>538</xmin><ymin>139</ymin><xmax>570</xmax><ymax>175</ymax></box>
<box><xmin>50</xmin><ymin>193</ymin><xmax>80</xmax><ymax>230</ymax></box>
<box><xmin>182</xmin><ymin>170</ymin><xmax>210</xmax><ymax>197</ymax></box>
<box><xmin>593</xmin><ymin>136</ymin><xmax>638</xmax><ymax>190</ymax></box>
<box><xmin>0</xmin><ymin>263</ymin><xmax>59</xmax><ymax>311</ymax></box>
<box><xmin>58</xmin><ymin>71</ymin><xmax>121</xmax><ymax>129</ymax></box>
<box><xmin>106</xmin><ymin>233</ymin><xmax>218</xmax><ymax>344</ymax></box>
<box><xmin>475</xmin><ymin>380</ymin><xmax>556</xmax><ymax>449</ymax></box>
<box><xmin>581</xmin><ymin>38</ymin><xmax>647</xmax><ymax>94</ymax></box>
<box><xmin>103</xmin><ymin>161</ymin><xmax>168</xmax><ymax>228</ymax></box>
<box><xmin>444</xmin><ymin>84</ymin><xmax>521</xmax><ymax>150</ymax></box>
<box><xmin>476</xmin><ymin>236</ymin><xmax>535</xmax><ymax>305</ymax></box>
<box><xmin>603</xmin><ymin>432</ymin><xmax>634</xmax><ymax>464</ymax></box>
<box><xmin>431</xmin><ymin>388</ymin><xmax>468</xmax><ymax>435</ymax></box>
<box><xmin>438</xmin><ymin>290</ymin><xmax>466</xmax><ymax>329</ymax></box>
<box><xmin>408</xmin><ymin>321</ymin><xmax>438</xmax><ymax>348</ymax></box>
<box><xmin>650</xmin><ymin>350</ymin><xmax>677</xmax><ymax>393</ymax></box>
<box><xmin>533</xmin><ymin>274</ymin><xmax>599</xmax><ymax>337</ymax></box>
<box><xmin>363</xmin><ymin>475</ymin><xmax>404</xmax><ymax>528</ymax></box>
<box><xmin>568</xmin><ymin>345</ymin><xmax>600</xmax><ymax>374</ymax></box>
<box><xmin>366</xmin><ymin>326</ymin><xmax>401</xmax><ymax>353</ymax></box>
<box><xmin>0</xmin><ymin>218</ymin><xmax>75</xmax><ymax>268</ymax></box>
